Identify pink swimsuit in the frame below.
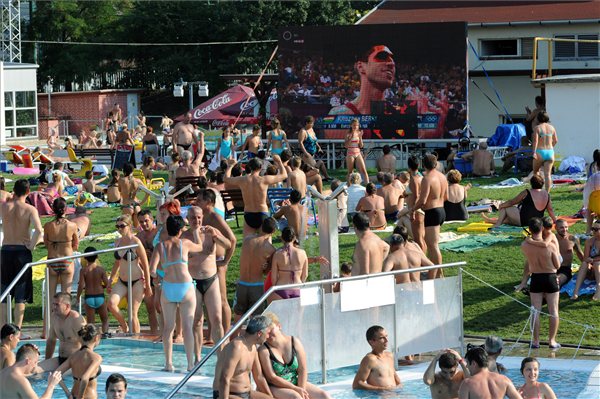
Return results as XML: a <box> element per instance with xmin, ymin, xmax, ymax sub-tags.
<box><xmin>347</xmin><ymin>135</ymin><xmax>361</xmax><ymax>157</ymax></box>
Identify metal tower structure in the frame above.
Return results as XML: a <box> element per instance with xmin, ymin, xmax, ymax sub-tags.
<box><xmin>1</xmin><ymin>0</ymin><xmax>21</xmax><ymax>62</ymax></box>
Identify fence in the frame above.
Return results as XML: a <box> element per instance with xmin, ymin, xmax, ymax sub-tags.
<box><xmin>0</xmin><ymin>244</ymin><xmax>140</xmax><ymax>337</ymax></box>
<box><xmin>165</xmin><ymin>261</ymin><xmax>465</xmax><ymax>398</ymax></box>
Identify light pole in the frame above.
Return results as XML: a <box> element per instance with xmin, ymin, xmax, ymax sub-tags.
<box><xmin>46</xmin><ymin>76</ymin><xmax>53</xmax><ymax>116</ymax></box>
<box><xmin>173</xmin><ymin>78</ymin><xmax>209</xmax><ymax>110</ymax></box>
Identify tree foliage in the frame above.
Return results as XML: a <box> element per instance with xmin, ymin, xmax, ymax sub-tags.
<box><xmin>24</xmin><ymin>0</ymin><xmax>379</xmax><ymax>91</ymax></box>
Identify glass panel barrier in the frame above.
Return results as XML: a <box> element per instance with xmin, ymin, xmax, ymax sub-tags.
<box><xmin>264</xmin><ymin>275</ymin><xmax>462</xmax><ymax>374</ymax></box>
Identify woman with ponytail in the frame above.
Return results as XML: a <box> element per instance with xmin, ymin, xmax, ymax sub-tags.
<box><xmin>43</xmin><ymin>197</ymin><xmax>79</xmax><ymax>297</ymax></box>
<box><xmin>57</xmin><ymin>324</ymin><xmax>103</xmax><ymax>399</ymax></box>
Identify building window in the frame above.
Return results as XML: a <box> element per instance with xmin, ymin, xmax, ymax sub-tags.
<box><xmin>479</xmin><ymin>38</ymin><xmax>535</xmax><ymax>59</ymax></box>
<box><xmin>554</xmin><ymin>34</ymin><xmax>599</xmax><ymax>60</ymax></box>
<box><xmin>3</xmin><ymin>91</ymin><xmax>37</xmax><ymax>139</ymax></box>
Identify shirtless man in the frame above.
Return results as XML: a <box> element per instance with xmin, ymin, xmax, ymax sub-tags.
<box><xmin>0</xmin><ymin>179</ymin><xmax>43</xmax><ymax>327</ymax></box>
<box><xmin>287</xmin><ymin>156</ymin><xmax>307</xmax><ymax>197</ymax></box>
<box><xmin>182</xmin><ymin>206</ymin><xmax>231</xmax><ymax>360</ymax></box>
<box><xmin>555</xmin><ymin>218</ymin><xmax>584</xmax><ymax>286</ymax></box>
<box><xmin>224</xmin><ymin>156</ymin><xmax>287</xmax><ymax>236</ymax></box>
<box><xmin>404</xmin><ymin>156</ymin><xmax>426</xmax><ymax>251</ymax></box>
<box><xmin>460</xmin><ymin>142</ymin><xmax>495</xmax><ymax>177</ymax></box>
<box><xmin>68</xmin><ymin>206</ymin><xmax>91</xmax><ymax>240</ymax></box>
<box><xmin>136</xmin><ymin>210</ymin><xmax>159</xmax><ymax>334</ymax></box>
<box><xmin>111</xmin><ymin>103</ymin><xmax>122</xmax><ymax>126</ymax></box>
<box><xmin>376</xmin><ymin>145</ymin><xmax>397</xmax><ymax>174</ymax></box>
<box><xmin>352</xmin><ymin>213</ymin><xmax>390</xmax><ymax>276</ymax></box>
<box><xmin>172</xmin><ymin>112</ymin><xmax>199</xmax><ymax>155</ymax></box>
<box><xmin>410</xmin><ymin>154</ymin><xmax>448</xmax><ymax>278</ymax></box>
<box><xmin>423</xmin><ymin>349</ymin><xmax>469</xmax><ymax>399</ymax></box>
<box><xmin>82</xmin><ymin>170</ymin><xmax>108</xmax><ymax>198</ymax></box>
<box><xmin>383</xmin><ymin>234</ymin><xmax>433</xmax><ymax>284</ymax></box>
<box><xmin>0</xmin><ymin>344</ymin><xmax>61</xmax><ymax>399</ymax></box>
<box><xmin>196</xmin><ymin>189</ymin><xmax>237</xmax><ymax>333</ymax></box>
<box><xmin>175</xmin><ymin>150</ymin><xmax>205</xmax><ymax>190</ymax></box>
<box><xmin>42</xmin><ymin>292</ymin><xmax>86</xmax><ymax>371</ymax></box>
<box><xmin>273</xmin><ymin>189</ymin><xmax>305</xmax><ymax>241</ymax></box>
<box><xmin>213</xmin><ymin>315</ymin><xmax>273</xmax><ymax>399</ymax></box>
<box><xmin>240</xmin><ymin>125</ymin><xmax>263</xmax><ymax>159</ymax></box>
<box><xmin>458</xmin><ymin>347</ymin><xmax>521</xmax><ymax>399</ymax></box>
<box><xmin>377</xmin><ymin>173</ymin><xmax>403</xmax><ymax>223</ymax></box>
<box><xmin>232</xmin><ymin>218</ymin><xmax>277</xmax><ymax>326</ymax></box>
<box><xmin>521</xmin><ymin>217</ymin><xmax>561</xmax><ymax>349</ymax></box>
<box><xmin>353</xmin><ymin>325</ymin><xmax>401</xmax><ymax>391</ymax></box>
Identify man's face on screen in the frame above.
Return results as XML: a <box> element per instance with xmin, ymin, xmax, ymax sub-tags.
<box><xmin>359</xmin><ymin>46</ymin><xmax>395</xmax><ymax>89</ymax></box>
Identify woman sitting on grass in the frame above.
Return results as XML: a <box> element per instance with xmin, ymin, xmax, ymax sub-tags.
<box><xmin>571</xmin><ymin>220</ymin><xmax>600</xmax><ymax>301</ymax></box>
<box><xmin>481</xmin><ymin>175</ymin><xmax>555</xmax><ymax>228</ymax></box>
<box><xmin>57</xmin><ymin>324</ymin><xmax>103</xmax><ymax>399</ymax></box>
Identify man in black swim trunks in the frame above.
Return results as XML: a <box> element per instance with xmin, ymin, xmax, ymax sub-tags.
<box><xmin>213</xmin><ymin>315</ymin><xmax>273</xmax><ymax>399</ymax></box>
<box><xmin>0</xmin><ymin>179</ymin><xmax>43</xmax><ymax>328</ymax></box>
<box><xmin>409</xmin><ymin>154</ymin><xmax>448</xmax><ymax>278</ymax></box>
<box><xmin>224</xmin><ymin>156</ymin><xmax>287</xmax><ymax>237</ymax></box>
<box><xmin>172</xmin><ymin>112</ymin><xmax>199</xmax><ymax>155</ymax></box>
<box><xmin>521</xmin><ymin>217</ymin><xmax>561</xmax><ymax>349</ymax></box>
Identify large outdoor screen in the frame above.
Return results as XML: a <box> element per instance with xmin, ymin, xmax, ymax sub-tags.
<box><xmin>277</xmin><ymin>22</ymin><xmax>467</xmax><ymax>140</ymax></box>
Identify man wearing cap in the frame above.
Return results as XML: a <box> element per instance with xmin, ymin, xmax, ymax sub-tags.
<box><xmin>484</xmin><ymin>336</ymin><xmax>505</xmax><ymax>373</ymax></box>
<box><xmin>330</xmin><ymin>45</ymin><xmax>395</xmax><ymax>116</ymax></box>
<box><xmin>460</xmin><ymin>142</ymin><xmax>495</xmax><ymax>177</ymax></box>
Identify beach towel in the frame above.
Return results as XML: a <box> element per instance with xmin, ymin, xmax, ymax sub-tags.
<box><xmin>480</xmin><ymin>178</ymin><xmax>523</xmax><ymax>189</ymax></box>
<box><xmin>439</xmin><ymin>232</ymin><xmax>468</xmax><ymax>243</ymax></box>
<box><xmin>560</xmin><ymin>277</ymin><xmax>597</xmax><ymax>297</ymax></box>
<box><xmin>439</xmin><ymin>234</ymin><xmax>514</xmax><ymax>252</ymax></box>
<box><xmin>555</xmin><ymin>215</ymin><xmax>582</xmax><ymax>227</ymax></box>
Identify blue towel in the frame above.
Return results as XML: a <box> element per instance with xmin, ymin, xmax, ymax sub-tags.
<box><xmin>560</xmin><ymin>277</ymin><xmax>597</xmax><ymax>297</ymax></box>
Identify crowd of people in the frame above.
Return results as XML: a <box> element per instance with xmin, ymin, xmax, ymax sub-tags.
<box><xmin>0</xmin><ymin>99</ymin><xmax>595</xmax><ymax>398</ymax></box>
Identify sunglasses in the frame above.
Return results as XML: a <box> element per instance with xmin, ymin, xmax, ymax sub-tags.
<box><xmin>116</xmin><ymin>224</ymin><xmax>128</xmax><ymax>229</ymax></box>
<box><xmin>370</xmin><ymin>51</ymin><xmax>394</xmax><ymax>63</ymax></box>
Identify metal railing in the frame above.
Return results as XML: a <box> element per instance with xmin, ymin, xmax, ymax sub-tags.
<box><xmin>532</xmin><ymin>36</ymin><xmax>600</xmax><ymax>80</ymax></box>
<box><xmin>0</xmin><ymin>244</ymin><xmax>139</xmax><ymax>337</ymax></box>
<box><xmin>165</xmin><ymin>261</ymin><xmax>465</xmax><ymax>399</ymax></box>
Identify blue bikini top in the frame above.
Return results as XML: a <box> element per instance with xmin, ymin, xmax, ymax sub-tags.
<box><xmin>161</xmin><ymin>239</ymin><xmax>188</xmax><ymax>269</ymax></box>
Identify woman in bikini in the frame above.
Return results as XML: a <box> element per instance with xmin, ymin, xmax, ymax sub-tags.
<box><xmin>106</xmin><ymin>169</ymin><xmax>122</xmax><ymax>205</ymax></box>
<box><xmin>44</xmin><ymin>198</ymin><xmax>80</xmax><ymax>298</ymax></box>
<box><xmin>355</xmin><ymin>183</ymin><xmax>387</xmax><ymax>230</ymax></box>
<box><xmin>149</xmin><ymin>215</ymin><xmax>204</xmax><ymax>372</ymax></box>
<box><xmin>118</xmin><ymin>163</ymin><xmax>141</xmax><ymax>228</ymax></box>
<box><xmin>532</xmin><ymin>111</ymin><xmax>558</xmax><ymax>193</ymax></box>
<box><xmin>0</xmin><ymin>323</ymin><xmax>21</xmax><ymax>369</ymax></box>
<box><xmin>571</xmin><ymin>221</ymin><xmax>600</xmax><ymax>300</ymax></box>
<box><xmin>267</xmin><ymin>118</ymin><xmax>289</xmax><ymax>157</ymax></box>
<box><xmin>297</xmin><ymin>115</ymin><xmax>331</xmax><ymax>181</ymax></box>
<box><xmin>56</xmin><ymin>324</ymin><xmax>103</xmax><ymax>399</ymax></box>
<box><xmin>258</xmin><ymin>312</ymin><xmax>331</xmax><ymax>399</ymax></box>
<box><xmin>518</xmin><ymin>357</ymin><xmax>557</xmax><ymax>399</ymax></box>
<box><xmin>107</xmin><ymin>215</ymin><xmax>152</xmax><ymax>334</ymax></box>
<box><xmin>141</xmin><ymin>126</ymin><xmax>160</xmax><ymax>161</ymax></box>
<box><xmin>344</xmin><ymin>118</ymin><xmax>368</xmax><ymax>184</ymax></box>
<box><xmin>269</xmin><ymin>227</ymin><xmax>308</xmax><ymax>303</ymax></box>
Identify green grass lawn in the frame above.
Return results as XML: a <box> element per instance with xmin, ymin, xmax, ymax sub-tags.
<box><xmin>2</xmin><ymin>168</ymin><xmax>598</xmax><ymax>347</ymax></box>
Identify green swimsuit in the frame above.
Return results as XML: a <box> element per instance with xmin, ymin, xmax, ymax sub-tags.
<box><xmin>266</xmin><ymin>337</ymin><xmax>299</xmax><ymax>385</ymax></box>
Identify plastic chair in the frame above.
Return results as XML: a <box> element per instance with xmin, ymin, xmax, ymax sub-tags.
<box><xmin>66</xmin><ymin>148</ymin><xmax>94</xmax><ymax>177</ymax></box>
<box><xmin>267</xmin><ymin>187</ymin><xmax>293</xmax><ymax>214</ymax></box>
<box><xmin>133</xmin><ymin>169</ymin><xmax>165</xmax><ymax>205</ymax></box>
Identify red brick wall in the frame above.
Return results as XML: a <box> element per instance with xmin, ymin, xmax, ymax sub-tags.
<box><xmin>37</xmin><ymin>91</ymin><xmax>134</xmax><ymax>139</ymax></box>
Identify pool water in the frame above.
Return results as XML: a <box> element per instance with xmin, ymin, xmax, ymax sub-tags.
<box><xmin>21</xmin><ymin>340</ymin><xmax>599</xmax><ymax>399</ymax></box>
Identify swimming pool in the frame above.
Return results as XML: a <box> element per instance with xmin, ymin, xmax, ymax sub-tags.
<box><xmin>22</xmin><ymin>340</ymin><xmax>600</xmax><ymax>399</ymax></box>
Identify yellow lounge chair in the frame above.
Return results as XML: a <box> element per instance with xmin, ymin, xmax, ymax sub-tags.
<box><xmin>66</xmin><ymin>147</ymin><xmax>95</xmax><ymax>177</ymax></box>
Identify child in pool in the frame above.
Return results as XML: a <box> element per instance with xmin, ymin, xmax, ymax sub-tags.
<box><xmin>333</xmin><ymin>262</ymin><xmax>352</xmax><ymax>293</ymax></box>
<box><xmin>77</xmin><ymin>247</ymin><xmax>110</xmax><ymax>334</ymax></box>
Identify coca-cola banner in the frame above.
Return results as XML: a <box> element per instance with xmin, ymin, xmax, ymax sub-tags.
<box><xmin>177</xmin><ymin>85</ymin><xmax>260</xmax><ymax>125</ymax></box>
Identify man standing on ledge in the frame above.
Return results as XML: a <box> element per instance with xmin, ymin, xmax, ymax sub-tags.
<box><xmin>458</xmin><ymin>347</ymin><xmax>521</xmax><ymax>399</ymax></box>
<box><xmin>0</xmin><ymin>179</ymin><xmax>43</xmax><ymax>329</ymax></box>
<box><xmin>353</xmin><ymin>325</ymin><xmax>402</xmax><ymax>391</ymax></box>
<box><xmin>410</xmin><ymin>154</ymin><xmax>448</xmax><ymax>278</ymax></box>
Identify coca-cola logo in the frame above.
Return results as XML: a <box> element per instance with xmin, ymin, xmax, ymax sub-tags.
<box><xmin>193</xmin><ymin>94</ymin><xmax>231</xmax><ymax>118</ymax></box>
<box><xmin>240</xmin><ymin>98</ymin><xmax>258</xmax><ymax>112</ymax></box>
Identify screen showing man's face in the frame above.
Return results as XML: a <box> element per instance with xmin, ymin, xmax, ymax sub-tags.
<box><xmin>361</xmin><ymin>47</ymin><xmax>396</xmax><ymax>90</ymax></box>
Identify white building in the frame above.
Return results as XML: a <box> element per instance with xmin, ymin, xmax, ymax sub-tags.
<box><xmin>0</xmin><ymin>61</ymin><xmax>39</xmax><ymax>145</ymax></box>
<box><xmin>361</xmin><ymin>0</ymin><xmax>600</xmax><ymax>148</ymax></box>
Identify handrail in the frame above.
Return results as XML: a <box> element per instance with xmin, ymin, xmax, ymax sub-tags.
<box><xmin>1</xmin><ymin>244</ymin><xmax>139</xmax><ymax>334</ymax></box>
<box><xmin>165</xmin><ymin>261</ymin><xmax>466</xmax><ymax>399</ymax></box>
<box><xmin>532</xmin><ymin>36</ymin><xmax>600</xmax><ymax>80</ymax></box>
